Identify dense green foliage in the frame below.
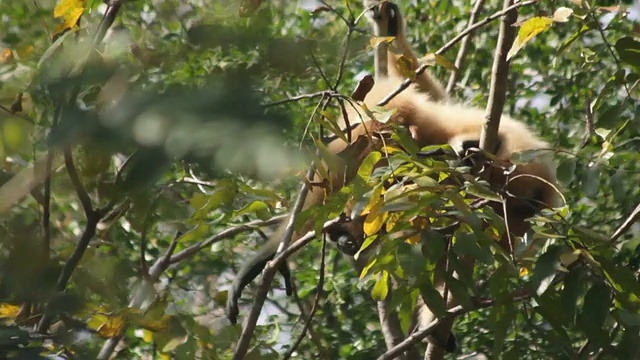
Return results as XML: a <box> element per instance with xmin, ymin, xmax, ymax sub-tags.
<box><xmin>0</xmin><ymin>0</ymin><xmax>639</xmax><ymax>359</ymax></box>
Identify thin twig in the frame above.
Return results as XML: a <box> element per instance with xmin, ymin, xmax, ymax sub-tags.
<box><xmin>289</xmin><ymin>280</ymin><xmax>330</xmax><ymax>359</ymax></box>
<box><xmin>445</xmin><ymin>0</ymin><xmax>486</xmax><ymax>94</ymax></box>
<box><xmin>63</xmin><ymin>148</ymin><xmax>94</xmax><ymax>217</ymax></box>
<box><xmin>377</xmin><ymin>0</ymin><xmax>537</xmax><ymax>107</ymax></box>
<box><xmin>0</xmin><ymin>103</ymin><xmax>35</xmax><ymax>123</ymax></box>
<box><xmin>168</xmin><ymin>215</ymin><xmax>286</xmax><ymax>264</ymax></box>
<box><xmin>283</xmin><ymin>234</ymin><xmax>328</xmax><ymax>359</ymax></box>
<box><xmin>588</xmin><ymin>11</ymin><xmax>632</xmax><ymax>99</ymax></box>
<box><xmin>263</xmin><ymin>90</ymin><xmax>337</xmax><ymax>107</ymax></box>
<box><xmin>608</xmin><ymin>202</ymin><xmax>640</xmax><ymax>244</ymax></box>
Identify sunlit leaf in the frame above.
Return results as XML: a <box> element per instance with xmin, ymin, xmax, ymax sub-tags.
<box><xmin>395</xmin><ymin>55</ymin><xmax>416</xmax><ymax>81</ymax></box>
<box><xmin>420</xmin><ymin>53</ymin><xmax>457</xmax><ymax>71</ymax></box>
<box><xmin>53</xmin><ymin>0</ymin><xmax>86</xmax><ymax>36</ymax></box>
<box><xmin>371</xmin><ymin>271</ymin><xmax>389</xmax><ymax>301</ymax></box>
<box><xmin>0</xmin><ymin>304</ymin><xmax>20</xmax><ymax>319</ymax></box>
<box><xmin>369</xmin><ymin>36</ymin><xmax>395</xmax><ymax>49</ymax></box>
<box><xmin>364</xmin><ymin>202</ymin><xmax>387</xmax><ymax>236</ymax></box>
<box><xmin>96</xmin><ymin>314</ymin><xmax>127</xmax><ymax>337</ymax></box>
<box><xmin>553</xmin><ymin>7</ymin><xmax>573</xmax><ymax>22</ymax></box>
<box><xmin>507</xmin><ymin>17</ymin><xmax>554</xmax><ymax>60</ymax></box>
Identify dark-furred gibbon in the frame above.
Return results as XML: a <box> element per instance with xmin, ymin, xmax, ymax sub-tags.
<box><xmin>226</xmin><ymin>1</ymin><xmax>559</xmax><ymax>354</ymax></box>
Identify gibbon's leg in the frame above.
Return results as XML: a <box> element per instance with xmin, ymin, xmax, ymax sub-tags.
<box><xmin>365</xmin><ymin>1</ymin><xmax>448</xmax><ymax>102</ymax></box>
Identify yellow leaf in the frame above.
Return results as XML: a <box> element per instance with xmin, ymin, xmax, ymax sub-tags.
<box><xmin>86</xmin><ymin>312</ymin><xmax>109</xmax><ymax>330</ymax></box>
<box><xmin>381</xmin><ymin>145</ymin><xmax>402</xmax><ymax>154</ymax></box>
<box><xmin>96</xmin><ymin>315</ymin><xmax>127</xmax><ymax>337</ymax></box>
<box><xmin>0</xmin><ymin>303</ymin><xmax>20</xmax><ymax>318</ymax></box>
<box><xmin>361</xmin><ymin>185</ymin><xmax>383</xmax><ymax>216</ymax></box>
<box><xmin>364</xmin><ymin>202</ymin><xmax>388</xmax><ymax>236</ymax></box>
<box><xmin>54</xmin><ymin>0</ymin><xmax>80</xmax><ymax>18</ymax></box>
<box><xmin>420</xmin><ymin>53</ymin><xmax>458</xmax><ymax>71</ymax></box>
<box><xmin>385</xmin><ymin>212</ymin><xmax>401</xmax><ymax>232</ymax></box>
<box><xmin>142</xmin><ymin>329</ymin><xmax>153</xmax><ymax>342</ymax></box>
<box><xmin>53</xmin><ymin>0</ymin><xmax>85</xmax><ymax>37</ymax></box>
<box><xmin>507</xmin><ymin>17</ymin><xmax>554</xmax><ymax>60</ymax></box>
<box><xmin>405</xmin><ymin>233</ymin><xmax>420</xmax><ymax>244</ymax></box>
<box><xmin>0</xmin><ymin>49</ymin><xmax>13</xmax><ymax>64</ymax></box>
<box><xmin>519</xmin><ymin>267</ymin><xmax>530</xmax><ymax>277</ymax></box>
<box><xmin>369</xmin><ymin>36</ymin><xmax>395</xmax><ymax>49</ymax></box>
<box><xmin>395</xmin><ymin>55</ymin><xmax>416</xmax><ymax>81</ymax></box>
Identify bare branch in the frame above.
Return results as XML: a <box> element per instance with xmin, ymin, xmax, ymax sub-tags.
<box><xmin>445</xmin><ymin>0</ymin><xmax>486</xmax><ymax>95</ymax></box>
<box><xmin>0</xmin><ymin>103</ymin><xmax>34</xmax><ymax>123</ymax></box>
<box><xmin>168</xmin><ymin>215</ymin><xmax>286</xmax><ymax>265</ymax></box>
<box><xmin>63</xmin><ymin>148</ymin><xmax>94</xmax><ymax>218</ymax></box>
<box><xmin>609</xmin><ymin>202</ymin><xmax>640</xmax><ymax>244</ymax></box>
<box><xmin>479</xmin><ymin>0</ymin><xmax>518</xmax><ymax>154</ymax></box>
<box><xmin>263</xmin><ymin>90</ymin><xmax>337</xmax><ymax>107</ymax></box>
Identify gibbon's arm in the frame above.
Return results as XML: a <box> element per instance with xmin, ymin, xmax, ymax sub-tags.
<box><xmin>365</xmin><ymin>0</ymin><xmax>448</xmax><ymax>102</ymax></box>
<box><xmin>226</xmin><ymin>136</ymin><xmax>371</xmax><ymax>325</ymax></box>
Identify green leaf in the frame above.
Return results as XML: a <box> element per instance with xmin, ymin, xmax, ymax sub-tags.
<box><xmin>490</xmin><ymin>302</ymin><xmax>515</xmax><ymax>355</ymax></box>
<box><xmin>578</xmin><ymin>282</ymin><xmax>611</xmax><ymax>347</ymax></box>
<box><xmin>396</xmin><ymin>243</ymin><xmax>425</xmax><ymax>279</ymax></box>
<box><xmin>176</xmin><ymin>224</ymin><xmax>210</xmax><ymax>243</ymax></box>
<box><xmin>615</xmin><ymin>37</ymin><xmax>640</xmax><ymax>68</ymax></box>
<box><xmin>418</xmin><ymin>280</ymin><xmax>447</xmax><ymax>318</ymax></box>
<box><xmin>235</xmin><ymin>200</ymin><xmax>271</xmax><ymax>220</ymax></box>
<box><xmin>452</xmin><ymin>231</ymin><xmax>493</xmax><ymax>265</ymax></box>
<box><xmin>371</xmin><ymin>271</ymin><xmax>389</xmax><ymax>301</ymax></box>
<box><xmin>556</xmin><ymin>157</ymin><xmax>577</xmax><ymax>185</ymax></box>
<box><xmin>582</xmin><ymin>163</ymin><xmax>601</xmax><ymax>198</ymax></box>
<box><xmin>561</xmin><ymin>268</ymin><xmax>586</xmax><ymax>323</ymax></box>
<box><xmin>530</xmin><ymin>247</ymin><xmax>560</xmax><ymax>296</ymax></box>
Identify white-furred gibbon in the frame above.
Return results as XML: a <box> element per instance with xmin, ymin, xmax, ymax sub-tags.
<box><xmin>226</xmin><ymin>1</ymin><xmax>559</xmax><ymax>354</ymax></box>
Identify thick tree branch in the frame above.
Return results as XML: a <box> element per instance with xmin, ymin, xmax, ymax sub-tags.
<box><xmin>479</xmin><ymin>0</ymin><xmax>518</xmax><ymax>154</ymax></box>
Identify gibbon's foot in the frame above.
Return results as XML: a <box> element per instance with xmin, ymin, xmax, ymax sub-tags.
<box><xmin>226</xmin><ymin>253</ymin><xmax>274</xmax><ymax>324</ymax></box>
<box><xmin>366</xmin><ymin>1</ymin><xmax>400</xmax><ymax>37</ymax></box>
<box><xmin>226</xmin><ymin>252</ymin><xmax>294</xmax><ymax>325</ymax></box>
<box><xmin>445</xmin><ymin>332</ymin><xmax>458</xmax><ymax>353</ymax></box>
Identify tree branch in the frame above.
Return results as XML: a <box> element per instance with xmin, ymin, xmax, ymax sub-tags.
<box><xmin>479</xmin><ymin>0</ymin><xmax>518</xmax><ymax>154</ymax></box>
<box><xmin>283</xmin><ymin>235</ymin><xmax>328</xmax><ymax>360</ymax></box>
<box><xmin>608</xmin><ymin>202</ymin><xmax>640</xmax><ymax>244</ymax></box>
<box><xmin>445</xmin><ymin>0</ymin><xmax>486</xmax><ymax>95</ymax></box>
